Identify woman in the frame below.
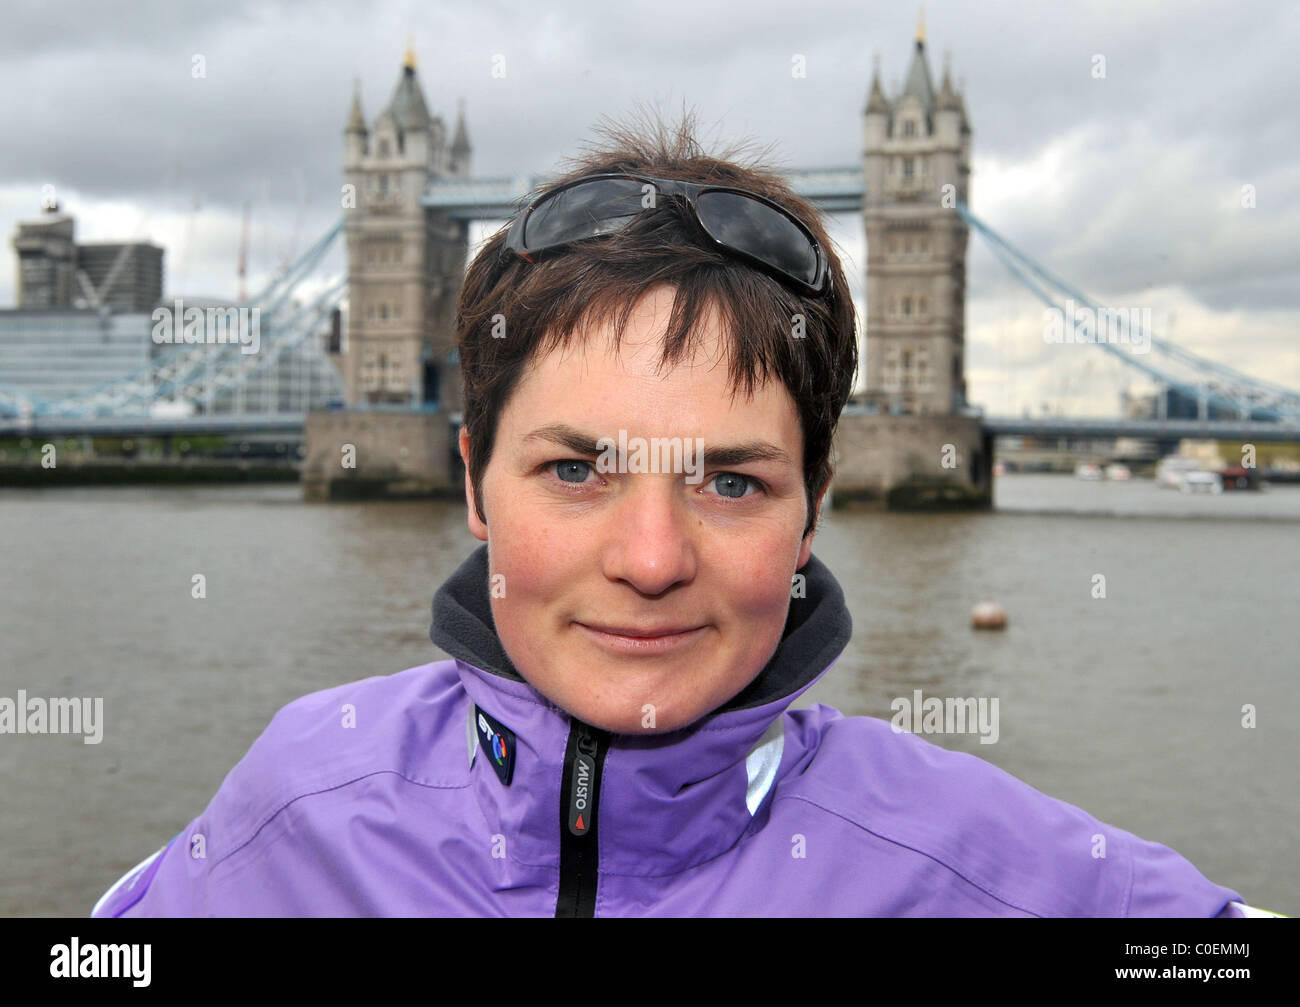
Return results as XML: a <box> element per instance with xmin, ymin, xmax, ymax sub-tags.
<box><xmin>91</xmin><ymin>115</ymin><xmax>1265</xmax><ymax>918</ymax></box>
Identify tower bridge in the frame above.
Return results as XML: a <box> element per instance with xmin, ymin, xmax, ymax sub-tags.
<box><xmin>5</xmin><ymin>26</ymin><xmax>1296</xmax><ymax>503</ymax></box>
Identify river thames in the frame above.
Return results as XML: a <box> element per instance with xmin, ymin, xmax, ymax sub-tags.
<box><xmin>1</xmin><ymin>474</ymin><xmax>1295</xmax><ymax>916</ymax></box>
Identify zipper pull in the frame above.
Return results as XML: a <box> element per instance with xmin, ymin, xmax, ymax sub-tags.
<box><xmin>556</xmin><ymin>720</ymin><xmax>610</xmax><ymax>917</ymax></box>
<box><xmin>566</xmin><ymin>722</ymin><xmax>603</xmax><ymax>836</ymax></box>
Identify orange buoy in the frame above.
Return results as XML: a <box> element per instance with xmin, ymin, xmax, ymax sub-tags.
<box><xmin>971</xmin><ymin>601</ymin><xmax>1007</xmax><ymax>630</ymax></box>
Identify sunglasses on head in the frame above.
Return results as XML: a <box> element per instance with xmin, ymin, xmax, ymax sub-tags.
<box><xmin>497</xmin><ymin>172</ymin><xmax>832</xmax><ymax>299</ymax></box>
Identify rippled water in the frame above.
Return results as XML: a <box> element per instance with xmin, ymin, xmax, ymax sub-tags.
<box><xmin>1</xmin><ymin>474</ymin><xmax>1295</xmax><ymax>916</ymax></box>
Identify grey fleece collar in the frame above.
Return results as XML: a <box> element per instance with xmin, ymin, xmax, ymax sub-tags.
<box><xmin>429</xmin><ymin>544</ymin><xmax>851</xmax><ymax>714</ymax></box>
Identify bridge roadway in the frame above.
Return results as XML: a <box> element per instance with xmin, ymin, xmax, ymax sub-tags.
<box><xmin>5</xmin><ymin>411</ymin><xmax>1299</xmax><ymax>444</ymax></box>
<box><xmin>980</xmin><ymin>415</ymin><xmax>1300</xmax><ymax>443</ymax></box>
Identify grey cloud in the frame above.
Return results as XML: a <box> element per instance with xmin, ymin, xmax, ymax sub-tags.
<box><xmin>0</xmin><ymin>0</ymin><xmax>1295</xmax><ymax>392</ymax></box>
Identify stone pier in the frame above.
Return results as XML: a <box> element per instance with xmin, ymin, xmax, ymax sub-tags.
<box><xmin>830</xmin><ymin>412</ymin><xmax>992</xmax><ymax>509</ymax></box>
<box><xmin>301</xmin><ymin>409</ymin><xmax>461</xmax><ymax>501</ymax></box>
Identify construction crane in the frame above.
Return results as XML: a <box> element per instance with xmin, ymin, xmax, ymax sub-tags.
<box><xmin>238</xmin><ymin>200</ymin><xmax>250</xmax><ymax>303</ymax></box>
<box><xmin>276</xmin><ymin>169</ymin><xmax>308</xmax><ymax>280</ymax></box>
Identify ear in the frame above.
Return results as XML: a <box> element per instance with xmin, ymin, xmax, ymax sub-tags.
<box><xmin>460</xmin><ymin>426</ymin><xmax>488</xmax><ymax>541</ymax></box>
<box><xmin>796</xmin><ymin>481</ymin><xmax>829</xmax><ymax>570</ymax></box>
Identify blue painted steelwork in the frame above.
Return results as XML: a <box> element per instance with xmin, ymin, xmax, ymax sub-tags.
<box><xmin>0</xmin><ymin>223</ymin><xmax>346</xmax><ymax>419</ymax></box>
<box><xmin>2</xmin><ymin>182</ymin><xmax>1296</xmax><ymax>431</ymax></box>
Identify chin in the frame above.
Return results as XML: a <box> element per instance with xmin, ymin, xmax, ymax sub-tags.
<box><xmin>565</xmin><ymin>701</ymin><xmax>705</xmax><ymax>736</ymax></box>
<box><xmin>503</xmin><ymin>624</ymin><xmax>766</xmax><ymax>735</ymax></box>
<box><xmin>551</xmin><ymin>662</ymin><xmax>745</xmax><ymax>735</ymax></box>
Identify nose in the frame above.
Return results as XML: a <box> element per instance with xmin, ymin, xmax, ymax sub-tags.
<box><xmin>602</xmin><ymin>477</ymin><xmax>698</xmax><ymax>596</ymax></box>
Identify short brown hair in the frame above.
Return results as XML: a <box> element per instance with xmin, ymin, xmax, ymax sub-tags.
<box><xmin>455</xmin><ymin>107</ymin><xmax>858</xmax><ymax>539</ymax></box>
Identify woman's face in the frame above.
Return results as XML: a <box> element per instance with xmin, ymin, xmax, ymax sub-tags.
<box><xmin>461</xmin><ymin>284</ymin><xmax>823</xmax><ymax>734</ymax></box>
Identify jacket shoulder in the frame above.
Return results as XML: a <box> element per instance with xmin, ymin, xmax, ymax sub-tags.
<box><xmin>211</xmin><ymin>657</ymin><xmax>469</xmax><ymax>813</ymax></box>
<box><xmin>91</xmin><ymin>659</ymin><xmax>468</xmax><ymax>916</ymax></box>
<box><xmin>781</xmin><ymin>710</ymin><xmax>1240</xmax><ymax>917</ymax></box>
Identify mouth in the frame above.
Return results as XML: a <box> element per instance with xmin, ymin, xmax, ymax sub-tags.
<box><xmin>574</xmin><ymin>621</ymin><xmax>708</xmax><ymax>655</ymax></box>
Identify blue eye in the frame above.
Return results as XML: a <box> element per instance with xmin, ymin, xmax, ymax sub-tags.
<box><xmin>552</xmin><ymin>460</ymin><xmax>592</xmax><ymax>483</ymax></box>
<box><xmin>709</xmin><ymin>473</ymin><xmax>757</xmax><ymax>498</ymax></box>
<box><xmin>544</xmin><ymin>460</ymin><xmax>764</xmax><ymax>501</ymax></box>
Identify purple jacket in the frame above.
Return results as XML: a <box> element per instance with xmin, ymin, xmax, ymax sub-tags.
<box><xmin>92</xmin><ymin>545</ymin><xmax>1250</xmax><ymax>917</ymax></box>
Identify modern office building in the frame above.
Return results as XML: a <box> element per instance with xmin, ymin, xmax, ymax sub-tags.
<box><xmin>4</xmin><ymin>205</ymin><xmax>344</xmax><ymax>416</ymax></box>
<box><xmin>11</xmin><ymin>207</ymin><xmax>164</xmax><ymax>313</ymax></box>
<box><xmin>0</xmin><ymin>309</ymin><xmax>153</xmax><ymax>409</ymax></box>
<box><xmin>11</xmin><ymin>213</ymin><xmax>77</xmax><ymax>309</ymax></box>
<box><xmin>76</xmin><ymin>242</ymin><xmax>165</xmax><ymax>313</ymax></box>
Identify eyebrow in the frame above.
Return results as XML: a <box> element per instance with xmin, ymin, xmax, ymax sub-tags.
<box><xmin>524</xmin><ymin>423</ymin><xmax>794</xmax><ymax>468</ymax></box>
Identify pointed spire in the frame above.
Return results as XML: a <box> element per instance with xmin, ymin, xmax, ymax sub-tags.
<box><xmin>916</xmin><ymin>5</ymin><xmax>925</xmax><ymax>45</ymax></box>
<box><xmin>451</xmin><ymin>97</ymin><xmax>471</xmax><ymax>154</ymax></box>
<box><xmin>901</xmin><ymin>21</ymin><xmax>936</xmax><ymax>110</ymax></box>
<box><xmin>346</xmin><ymin>77</ymin><xmax>367</xmax><ymax>134</ymax></box>
<box><xmin>387</xmin><ymin>45</ymin><xmax>431</xmax><ymax>132</ymax></box>
<box><xmin>865</xmin><ymin>53</ymin><xmax>889</xmax><ymax>115</ymax></box>
<box><xmin>936</xmin><ymin>51</ymin><xmax>961</xmax><ymax>111</ymax></box>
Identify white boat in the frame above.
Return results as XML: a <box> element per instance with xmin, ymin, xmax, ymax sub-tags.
<box><xmin>1074</xmin><ymin>463</ymin><xmax>1102</xmax><ymax>481</ymax></box>
<box><xmin>1179</xmin><ymin>470</ymin><xmax>1222</xmax><ymax>494</ymax></box>
<box><xmin>1156</xmin><ymin>455</ymin><xmax>1202</xmax><ymax>490</ymax></box>
<box><xmin>1105</xmin><ymin>463</ymin><xmax>1131</xmax><ymax>481</ymax></box>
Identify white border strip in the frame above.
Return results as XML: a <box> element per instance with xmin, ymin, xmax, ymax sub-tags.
<box><xmin>89</xmin><ymin>845</ymin><xmax>166</xmax><ymax>918</ymax></box>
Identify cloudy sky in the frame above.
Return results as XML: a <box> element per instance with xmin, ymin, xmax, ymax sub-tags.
<box><xmin>2</xmin><ymin>0</ymin><xmax>1296</xmax><ymax>415</ymax></box>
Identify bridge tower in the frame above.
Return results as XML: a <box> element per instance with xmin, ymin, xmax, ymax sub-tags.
<box><xmin>342</xmin><ymin>44</ymin><xmax>471</xmax><ymax>411</ymax></box>
<box><xmin>861</xmin><ymin>20</ymin><xmax>970</xmax><ymax>415</ymax></box>
<box><xmin>832</xmin><ymin>17</ymin><xmax>990</xmax><ymax>508</ymax></box>
<box><xmin>304</xmin><ymin>45</ymin><xmax>472</xmax><ymax>500</ymax></box>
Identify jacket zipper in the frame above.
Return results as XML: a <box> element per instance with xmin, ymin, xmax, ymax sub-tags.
<box><xmin>555</xmin><ymin>718</ymin><xmax>610</xmax><ymax>918</ymax></box>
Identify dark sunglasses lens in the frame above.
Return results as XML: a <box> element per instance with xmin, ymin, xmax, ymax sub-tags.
<box><xmin>523</xmin><ymin>178</ymin><xmax>647</xmax><ymax>249</ymax></box>
<box><xmin>695</xmin><ymin>191</ymin><xmax>820</xmax><ymax>287</ymax></box>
